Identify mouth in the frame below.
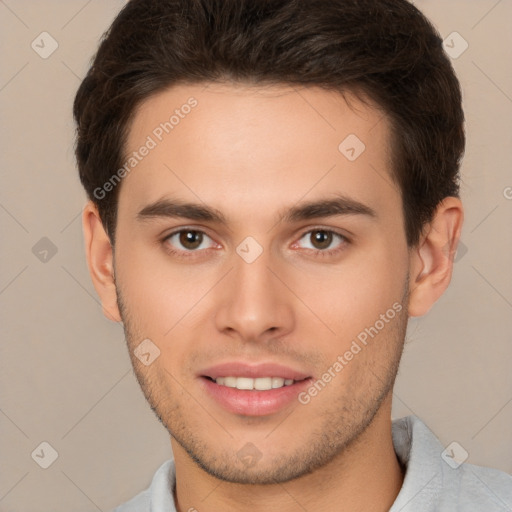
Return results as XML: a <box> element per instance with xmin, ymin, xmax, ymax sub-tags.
<box><xmin>198</xmin><ymin>361</ymin><xmax>314</xmax><ymax>416</ymax></box>
<box><xmin>203</xmin><ymin>375</ymin><xmax>308</xmax><ymax>390</ymax></box>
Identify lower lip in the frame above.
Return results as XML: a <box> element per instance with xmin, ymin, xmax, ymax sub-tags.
<box><xmin>200</xmin><ymin>377</ymin><xmax>312</xmax><ymax>416</ymax></box>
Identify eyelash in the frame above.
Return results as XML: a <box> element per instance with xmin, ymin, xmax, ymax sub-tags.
<box><xmin>161</xmin><ymin>227</ymin><xmax>350</xmax><ymax>260</ymax></box>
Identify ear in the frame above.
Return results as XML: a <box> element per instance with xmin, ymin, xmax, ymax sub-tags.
<box><xmin>407</xmin><ymin>197</ymin><xmax>464</xmax><ymax>317</ymax></box>
<box><xmin>82</xmin><ymin>201</ymin><xmax>121</xmax><ymax>322</ymax></box>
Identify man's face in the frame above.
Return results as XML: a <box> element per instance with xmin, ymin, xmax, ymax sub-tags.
<box><xmin>113</xmin><ymin>83</ymin><xmax>411</xmax><ymax>484</ymax></box>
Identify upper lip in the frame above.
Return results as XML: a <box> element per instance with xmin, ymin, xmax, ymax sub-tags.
<box><xmin>200</xmin><ymin>362</ymin><xmax>312</xmax><ymax>381</ymax></box>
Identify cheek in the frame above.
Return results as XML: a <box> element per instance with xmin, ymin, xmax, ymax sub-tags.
<box><xmin>298</xmin><ymin>257</ymin><xmax>407</xmax><ymax>396</ymax></box>
<box><xmin>291</xmin><ymin>243</ymin><xmax>407</xmax><ymax>347</ymax></box>
<box><xmin>115</xmin><ymin>242</ymin><xmax>170</xmax><ymax>329</ymax></box>
<box><xmin>115</xmin><ymin>242</ymin><xmax>217</xmax><ymax>338</ymax></box>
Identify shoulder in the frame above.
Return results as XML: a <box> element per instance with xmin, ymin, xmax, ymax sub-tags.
<box><xmin>111</xmin><ymin>488</ymin><xmax>151</xmax><ymax>512</ymax></box>
<box><xmin>109</xmin><ymin>459</ymin><xmax>176</xmax><ymax>512</ymax></box>
<box><xmin>390</xmin><ymin>416</ymin><xmax>512</xmax><ymax>512</ymax></box>
<box><xmin>448</xmin><ymin>461</ymin><xmax>512</xmax><ymax>510</ymax></box>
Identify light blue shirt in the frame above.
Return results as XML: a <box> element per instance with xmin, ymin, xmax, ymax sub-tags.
<box><xmin>112</xmin><ymin>415</ymin><xmax>512</xmax><ymax>511</ymax></box>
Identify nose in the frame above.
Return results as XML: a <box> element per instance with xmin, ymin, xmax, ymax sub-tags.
<box><xmin>214</xmin><ymin>247</ymin><xmax>296</xmax><ymax>344</ymax></box>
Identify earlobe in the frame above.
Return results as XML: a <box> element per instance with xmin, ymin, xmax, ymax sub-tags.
<box><xmin>407</xmin><ymin>197</ymin><xmax>464</xmax><ymax>317</ymax></box>
<box><xmin>82</xmin><ymin>201</ymin><xmax>122</xmax><ymax>322</ymax></box>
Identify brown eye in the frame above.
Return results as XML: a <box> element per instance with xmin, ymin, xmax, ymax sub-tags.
<box><xmin>179</xmin><ymin>230</ymin><xmax>203</xmax><ymax>250</ymax></box>
<box><xmin>309</xmin><ymin>230</ymin><xmax>333</xmax><ymax>250</ymax></box>
<box><xmin>164</xmin><ymin>229</ymin><xmax>215</xmax><ymax>254</ymax></box>
<box><xmin>295</xmin><ymin>229</ymin><xmax>348</xmax><ymax>256</ymax></box>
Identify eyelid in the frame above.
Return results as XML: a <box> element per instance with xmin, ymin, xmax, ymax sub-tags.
<box><xmin>292</xmin><ymin>226</ymin><xmax>350</xmax><ymax>252</ymax></box>
<box><xmin>296</xmin><ymin>225</ymin><xmax>352</xmax><ymax>241</ymax></box>
<box><xmin>162</xmin><ymin>226</ymin><xmax>219</xmax><ymax>253</ymax></box>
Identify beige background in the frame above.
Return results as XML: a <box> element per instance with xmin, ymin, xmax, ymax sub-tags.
<box><xmin>1</xmin><ymin>1</ymin><xmax>511</xmax><ymax>511</ymax></box>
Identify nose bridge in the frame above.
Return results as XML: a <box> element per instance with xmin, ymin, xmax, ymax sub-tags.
<box><xmin>235</xmin><ymin>249</ymin><xmax>274</xmax><ymax>300</ymax></box>
<box><xmin>214</xmin><ymin>242</ymin><xmax>294</xmax><ymax>340</ymax></box>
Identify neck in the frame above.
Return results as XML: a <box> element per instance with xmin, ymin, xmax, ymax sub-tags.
<box><xmin>172</xmin><ymin>396</ymin><xmax>404</xmax><ymax>512</ymax></box>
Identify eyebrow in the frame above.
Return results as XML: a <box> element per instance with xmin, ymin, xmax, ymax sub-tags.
<box><xmin>136</xmin><ymin>194</ymin><xmax>377</xmax><ymax>226</ymax></box>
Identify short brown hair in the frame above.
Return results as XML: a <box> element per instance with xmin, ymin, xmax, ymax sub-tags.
<box><xmin>73</xmin><ymin>0</ymin><xmax>465</xmax><ymax>246</ymax></box>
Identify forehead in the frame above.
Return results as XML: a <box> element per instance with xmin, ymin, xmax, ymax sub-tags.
<box><xmin>119</xmin><ymin>82</ymin><xmax>398</xmax><ymax>224</ymax></box>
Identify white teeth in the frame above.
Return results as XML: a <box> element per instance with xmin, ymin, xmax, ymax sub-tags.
<box><xmin>254</xmin><ymin>377</ymin><xmax>272</xmax><ymax>390</ymax></box>
<box><xmin>223</xmin><ymin>376</ymin><xmax>237</xmax><ymax>388</ymax></box>
<box><xmin>271</xmin><ymin>377</ymin><xmax>285</xmax><ymax>389</ymax></box>
<box><xmin>213</xmin><ymin>376</ymin><xmax>297</xmax><ymax>390</ymax></box>
<box><xmin>237</xmin><ymin>377</ymin><xmax>255</xmax><ymax>390</ymax></box>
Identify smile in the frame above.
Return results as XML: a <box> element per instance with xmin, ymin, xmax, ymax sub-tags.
<box><xmin>210</xmin><ymin>376</ymin><xmax>302</xmax><ymax>390</ymax></box>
